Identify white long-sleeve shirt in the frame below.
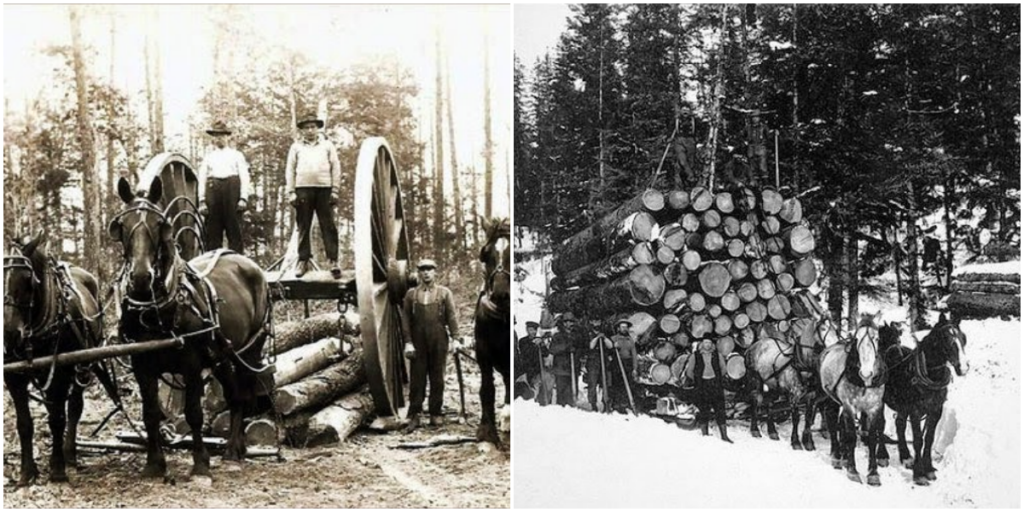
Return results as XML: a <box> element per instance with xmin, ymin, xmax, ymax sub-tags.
<box><xmin>198</xmin><ymin>147</ymin><xmax>252</xmax><ymax>202</ymax></box>
<box><xmin>285</xmin><ymin>138</ymin><xmax>341</xmax><ymax>194</ymax></box>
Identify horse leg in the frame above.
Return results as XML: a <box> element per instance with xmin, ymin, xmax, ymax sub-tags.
<box><xmin>44</xmin><ymin>379</ymin><xmax>70</xmax><ymax>483</ymax></box>
<box><xmin>765</xmin><ymin>390</ymin><xmax>780</xmax><ymax>440</ymax></box>
<box><xmin>498</xmin><ymin>361</ymin><xmax>511</xmax><ymax>434</ymax></box>
<box><xmin>135</xmin><ymin>370</ymin><xmax>167</xmax><ymax>478</ymax></box>
<box><xmin>824</xmin><ymin>402</ymin><xmax>842</xmax><ymax>469</ymax></box>
<box><xmin>749</xmin><ymin>381</ymin><xmax>762</xmax><ymax>438</ymax></box>
<box><xmin>843</xmin><ymin>409</ymin><xmax>861</xmax><ymax>483</ymax></box>
<box><xmin>215</xmin><ymin>363</ymin><xmax>246</xmax><ymax>462</ymax></box>
<box><xmin>790</xmin><ymin>395</ymin><xmax>802</xmax><ymax>450</ymax></box>
<box><xmin>909</xmin><ymin>413</ymin><xmax>928</xmax><ymax>485</ymax></box>
<box><xmin>866</xmin><ymin>409</ymin><xmax>882</xmax><ymax>486</ymax></box>
<box><xmin>895</xmin><ymin>412</ymin><xmax>912</xmax><ymax>467</ymax></box>
<box><xmin>922</xmin><ymin>409</ymin><xmax>941</xmax><ymax>481</ymax></box>
<box><xmin>875</xmin><ymin>413</ymin><xmax>890</xmax><ymax>468</ymax></box>
<box><xmin>801</xmin><ymin>397</ymin><xmax>817</xmax><ymax>451</ymax></box>
<box><xmin>64</xmin><ymin>383</ymin><xmax>85</xmax><ymax>470</ymax></box>
<box><xmin>184</xmin><ymin>371</ymin><xmax>212</xmax><ymax>477</ymax></box>
<box><xmin>476</xmin><ymin>357</ymin><xmax>500</xmax><ymax>447</ymax></box>
<box><xmin>6</xmin><ymin>376</ymin><xmax>39</xmax><ymax>486</ymax></box>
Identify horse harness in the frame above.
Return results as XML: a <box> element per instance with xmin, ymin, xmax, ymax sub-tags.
<box><xmin>827</xmin><ymin>325</ymin><xmax>886</xmax><ymax>399</ymax></box>
<box><xmin>882</xmin><ymin>326</ymin><xmax>955</xmax><ymax>392</ymax></box>
<box><xmin>478</xmin><ymin>228</ymin><xmax>511</xmax><ymax>323</ymax></box>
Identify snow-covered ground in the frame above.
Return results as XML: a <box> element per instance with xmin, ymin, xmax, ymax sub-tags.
<box><xmin>513</xmin><ymin>247</ymin><xmax>1020</xmax><ymax>508</ymax></box>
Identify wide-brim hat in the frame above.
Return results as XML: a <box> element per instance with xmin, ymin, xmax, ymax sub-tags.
<box><xmin>616</xmin><ymin>320</ymin><xmax>633</xmax><ymax>329</ymax></box>
<box><xmin>417</xmin><ymin>258</ymin><xmax>437</xmax><ymax>270</ymax></box>
<box><xmin>526</xmin><ymin>321</ymin><xmax>540</xmax><ymax>329</ymax></box>
<box><xmin>206</xmin><ymin>120</ymin><xmax>232</xmax><ymax>136</ymax></box>
<box><xmin>297</xmin><ymin>112</ymin><xmax>324</xmax><ymax>129</ymax></box>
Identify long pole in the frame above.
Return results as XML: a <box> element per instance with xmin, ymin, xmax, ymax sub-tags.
<box><xmin>774</xmin><ymin>130</ymin><xmax>780</xmax><ymax>188</ymax></box>
<box><xmin>613</xmin><ymin>350</ymin><xmax>637</xmax><ymax>416</ymax></box>
<box><xmin>4</xmin><ymin>339</ymin><xmax>181</xmax><ymax>374</ymax></box>
<box><xmin>598</xmin><ymin>336</ymin><xmax>609</xmax><ymax>413</ymax></box>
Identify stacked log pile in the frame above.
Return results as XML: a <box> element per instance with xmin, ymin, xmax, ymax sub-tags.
<box><xmin>159</xmin><ymin>311</ymin><xmax>373</xmax><ymax>447</ymax></box>
<box><xmin>948</xmin><ymin>262</ymin><xmax>1021</xmax><ymax>319</ymax></box>
<box><xmin>548</xmin><ymin>187</ymin><xmax>823</xmax><ymax>388</ymax></box>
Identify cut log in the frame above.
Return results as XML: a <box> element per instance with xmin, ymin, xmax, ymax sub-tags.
<box><xmin>761</xmin><ymin>188</ymin><xmax>783</xmax><ymax>215</ymax></box>
<box><xmin>698</xmin><ymin>262</ymin><xmax>732</xmax><ymax>298</ymax></box>
<box><xmin>733</xmin><ymin>313</ymin><xmax>751</xmax><ymax>330</ymax></box>
<box><xmin>776</xmin><ymin>273</ymin><xmax>795</xmax><ymax>293</ymax></box>
<box><xmin>681</xmin><ymin>212</ymin><xmax>701</xmax><ymax>232</ymax></box>
<box><xmin>777</xmin><ymin>320</ymin><xmax>791</xmax><ymax>333</ymax></box>
<box><xmin>660</xmin><ymin>314</ymin><xmax>682</xmax><ymax>335</ymax></box>
<box><xmin>283</xmin><ymin>388</ymin><xmax>375</xmax><ymax>447</ymax></box>
<box><xmin>554</xmin><ymin>242</ymin><xmax>657</xmax><ymax>289</ymax></box>
<box><xmin>688</xmin><ymin>292</ymin><xmax>707</xmax><ymax>312</ymax></box>
<box><xmin>691</xmin><ymin>187</ymin><xmax>713</xmax><ymax>212</ymax></box>
<box><xmin>790</xmin><ymin>290</ymin><xmax>825</xmax><ymax>318</ymax></box>
<box><xmin>727</xmin><ymin>239</ymin><xmax>746</xmax><ymax>258</ymax></box>
<box><xmin>266</xmin><ymin>312</ymin><xmax>361</xmax><ymax>357</ymax></box>
<box><xmin>728</xmin><ymin>259</ymin><xmax>749</xmax><ymax>281</ymax></box>
<box><xmin>737</xmin><ymin>282</ymin><xmax>758</xmax><ymax>303</ymax></box>
<box><xmin>767</xmin><ymin>295</ymin><xmax>792</xmax><ymax>320</ymax></box>
<box><xmin>757</xmin><ymin>279</ymin><xmax>777</xmax><ymax>300</ymax></box>
<box><xmin>782</xmin><ymin>224</ymin><xmax>816</xmax><ymax>256</ymax></box>
<box><xmin>660</xmin><ymin>223</ymin><xmax>689</xmax><ymax>251</ymax></box>
<box><xmin>715</xmin><ymin>192</ymin><xmax>735</xmax><ymax>214</ymax></box>
<box><xmin>274</xmin><ymin>348</ymin><xmax>367</xmax><ymax>416</ymax></box>
<box><xmin>551</xmin><ymin>190</ymin><xmax>664</xmax><ymax>275</ymax></box>
<box><xmin>664</xmin><ymin>288</ymin><xmax>688</xmax><ymax>312</ymax></box>
<box><xmin>702</xmin><ymin>210</ymin><xmax>722</xmax><ymax>229</ymax></box>
<box><xmin>954</xmin><ymin>272</ymin><xmax>1021</xmax><ymax>284</ymax></box>
<box><xmin>548</xmin><ymin>264</ymin><xmax>665</xmax><ymax>317</ymax></box>
<box><xmin>690</xmin><ymin>315</ymin><xmax>713</xmax><ymax>338</ymax></box>
<box><xmin>656</xmin><ymin>244</ymin><xmax>677</xmax><ymax>265</ymax></box>
<box><xmin>667</xmin><ymin>189</ymin><xmax>691</xmax><ymax>210</ymax></box>
<box><xmin>707</xmin><ymin>304</ymin><xmax>723</xmax><ymax>318</ymax></box>
<box><xmin>654</xmin><ymin>342</ymin><xmax>678</xmax><ymax>362</ymax></box>
<box><xmin>768</xmin><ymin>254</ymin><xmax>787</xmax><ymax>275</ymax></box>
<box><xmin>948</xmin><ymin>292</ymin><xmax>1020</xmax><ymax>319</ymax></box>
<box><xmin>713</xmin><ymin>315</ymin><xmax>732</xmax><ymax>335</ymax></box>
<box><xmin>671</xmin><ymin>331</ymin><xmax>690</xmax><ymax>347</ymax></box>
<box><xmin>740</xmin><ymin>219</ymin><xmax>755</xmax><ymax>237</ymax></box>
<box><xmin>720</xmin><ymin>290</ymin><xmax>741</xmax><ymax>312</ymax></box>
<box><xmin>761</xmin><ymin>216</ymin><xmax>781</xmax><ymax>235</ymax></box>
<box><xmin>793</xmin><ymin>258</ymin><xmax>818</xmax><ymax>287</ymax></box>
<box><xmin>726</xmin><ymin>354</ymin><xmax>746</xmax><ymax>380</ymax></box>
<box><xmin>736</xmin><ymin>327</ymin><xmax>755</xmax><ymax>348</ymax></box>
<box><xmin>750</xmin><ymin>260</ymin><xmax>769</xmax><ymax>280</ymax></box>
<box><xmin>738</xmin><ymin>187</ymin><xmax>757</xmax><ymax>211</ymax></box>
<box><xmin>663</xmin><ymin>262</ymin><xmax>689</xmax><ymax>287</ymax></box>
<box><xmin>716</xmin><ymin>336</ymin><xmax>735</xmax><ymax>355</ymax></box>
<box><xmin>746</xmin><ymin>301</ymin><xmax>768</xmax><ymax>322</ymax></box>
<box><xmin>273</xmin><ymin>337</ymin><xmax>349</xmax><ymax>388</ymax></box>
<box><xmin>950</xmin><ymin>281</ymin><xmax>1021</xmax><ymax>294</ymax></box>
<box><xmin>245</xmin><ymin>418</ymin><xmax>278</xmax><ymax>446</ymax></box>
<box><xmin>779</xmin><ymin>198</ymin><xmax>803</xmax><ymax>224</ymax></box>
<box><xmin>746</xmin><ymin>233</ymin><xmax>765</xmax><ymax>258</ymax></box>
<box><xmin>765</xmin><ymin>236</ymin><xmax>784</xmax><ymax>254</ymax></box>
<box><xmin>722</xmin><ymin>216</ymin><xmax>741</xmax><ymax>237</ymax></box>
<box><xmin>702</xmin><ymin>230</ymin><xmax>725</xmax><ymax>253</ymax></box>
<box><xmin>681</xmin><ymin>250</ymin><xmax>702</xmax><ymax>271</ymax></box>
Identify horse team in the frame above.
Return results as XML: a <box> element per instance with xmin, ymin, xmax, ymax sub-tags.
<box><xmin>4</xmin><ymin>175</ymin><xmax>512</xmax><ymax>486</ymax></box>
<box><xmin>745</xmin><ymin>309</ymin><xmax>968</xmax><ymax>487</ymax></box>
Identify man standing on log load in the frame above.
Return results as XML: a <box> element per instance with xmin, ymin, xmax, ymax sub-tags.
<box><xmin>198</xmin><ymin>120</ymin><xmax>252</xmax><ymax>253</ymax></box>
<box><xmin>402</xmin><ymin>258</ymin><xmax>461</xmax><ymax>432</ymax></box>
<box><xmin>548</xmin><ymin>313</ymin><xmax>579</xmax><ymax>407</ymax></box>
<box><xmin>610</xmin><ymin>320</ymin><xmax>637</xmax><ymax>413</ymax></box>
<box><xmin>286</xmin><ymin>112</ymin><xmax>343</xmax><ymax>279</ymax></box>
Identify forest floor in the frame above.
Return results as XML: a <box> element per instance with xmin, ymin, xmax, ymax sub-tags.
<box><xmin>3</xmin><ymin>278</ymin><xmax>510</xmax><ymax>508</ymax></box>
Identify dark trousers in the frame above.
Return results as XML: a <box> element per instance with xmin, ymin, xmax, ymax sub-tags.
<box><xmin>555</xmin><ymin>374</ymin><xmax>574</xmax><ymax>406</ymax></box>
<box><xmin>695</xmin><ymin>378</ymin><xmax>727</xmax><ymax>425</ymax></box>
<box><xmin>613</xmin><ymin>358</ymin><xmax>634</xmax><ymax>411</ymax></box>
<box><xmin>295</xmin><ymin>188</ymin><xmax>339</xmax><ymax>262</ymax></box>
<box><xmin>407</xmin><ymin>334</ymin><xmax>448</xmax><ymax>417</ymax></box>
<box><xmin>204</xmin><ymin>176</ymin><xmax>242</xmax><ymax>252</ymax></box>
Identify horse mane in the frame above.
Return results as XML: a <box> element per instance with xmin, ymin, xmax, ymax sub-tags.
<box><xmin>479</xmin><ymin>217</ymin><xmax>510</xmax><ymax>262</ymax></box>
<box><xmin>878</xmin><ymin>322</ymin><xmax>902</xmax><ymax>353</ymax></box>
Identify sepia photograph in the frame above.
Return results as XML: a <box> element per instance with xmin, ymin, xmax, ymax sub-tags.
<box><xmin>4</xmin><ymin>4</ymin><xmax>510</xmax><ymax>508</ymax></box>
<box><xmin>513</xmin><ymin>4</ymin><xmax>1019</xmax><ymax>508</ymax></box>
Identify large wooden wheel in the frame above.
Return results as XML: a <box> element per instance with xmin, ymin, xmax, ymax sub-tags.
<box><xmin>354</xmin><ymin>138</ymin><xmax>413</xmax><ymax>417</ymax></box>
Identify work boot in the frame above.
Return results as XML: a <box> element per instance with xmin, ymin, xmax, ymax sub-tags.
<box><xmin>700</xmin><ymin>421</ymin><xmax>710</xmax><ymax>436</ymax></box>
<box><xmin>295</xmin><ymin>260</ymin><xmax>309</xmax><ymax>278</ymax></box>
<box><xmin>719</xmin><ymin>423</ymin><xmax>734</xmax><ymax>444</ymax></box>
<box><xmin>329</xmin><ymin>260</ymin><xmax>342</xmax><ymax>279</ymax></box>
<box><xmin>430</xmin><ymin>415</ymin><xmax>445</xmax><ymax>427</ymax></box>
<box><xmin>404</xmin><ymin>414</ymin><xmax>421</xmax><ymax>434</ymax></box>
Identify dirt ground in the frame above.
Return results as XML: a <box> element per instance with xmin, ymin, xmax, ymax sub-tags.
<box><xmin>3</xmin><ymin>314</ymin><xmax>510</xmax><ymax>508</ymax></box>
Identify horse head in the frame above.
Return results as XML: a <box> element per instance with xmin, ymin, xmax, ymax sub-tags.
<box><xmin>853</xmin><ymin>311</ymin><xmax>883</xmax><ymax>386</ymax></box>
<box><xmin>925</xmin><ymin>313</ymin><xmax>969</xmax><ymax>377</ymax></box>
<box><xmin>109</xmin><ymin>176</ymin><xmax>176</xmax><ymax>304</ymax></box>
<box><xmin>878</xmin><ymin>321</ymin><xmax>903</xmax><ymax>355</ymax></box>
<box><xmin>479</xmin><ymin>216</ymin><xmax>511</xmax><ymax>307</ymax></box>
<box><xmin>3</xmin><ymin>231</ymin><xmax>47</xmax><ymax>345</ymax></box>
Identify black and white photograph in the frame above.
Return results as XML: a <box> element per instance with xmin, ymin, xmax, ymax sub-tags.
<box><xmin>513</xmin><ymin>4</ymin><xmax>1019</xmax><ymax>508</ymax></box>
<box><xmin>3</xmin><ymin>4</ymin><xmax>510</xmax><ymax>508</ymax></box>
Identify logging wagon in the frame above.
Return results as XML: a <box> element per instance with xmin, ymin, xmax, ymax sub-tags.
<box><xmin>4</xmin><ymin>138</ymin><xmax>415</xmax><ymax>445</ymax></box>
<box><xmin>545</xmin><ymin>185</ymin><xmax>826</xmax><ymax>416</ymax></box>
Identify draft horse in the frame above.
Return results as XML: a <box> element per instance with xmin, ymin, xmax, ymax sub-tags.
<box><xmin>3</xmin><ymin>232</ymin><xmax>102</xmax><ymax>485</ymax></box>
<box><xmin>745</xmin><ymin>315</ymin><xmax>839</xmax><ymax>450</ymax></box>
<box><xmin>819</xmin><ymin>311</ymin><xmax>887</xmax><ymax>486</ymax></box>
<box><xmin>108</xmin><ymin>176</ymin><xmax>271</xmax><ymax>479</ymax></box>
<box><xmin>875</xmin><ymin>315</ymin><xmax>968</xmax><ymax>485</ymax></box>
<box><xmin>474</xmin><ymin>217</ymin><xmax>511</xmax><ymax>448</ymax></box>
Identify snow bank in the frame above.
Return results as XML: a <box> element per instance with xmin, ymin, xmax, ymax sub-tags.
<box><xmin>513</xmin><ymin>318</ymin><xmax>1020</xmax><ymax>508</ymax></box>
<box><xmin>952</xmin><ymin>260</ymin><xmax>1021</xmax><ymax>277</ymax></box>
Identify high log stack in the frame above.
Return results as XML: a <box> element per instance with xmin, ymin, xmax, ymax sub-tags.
<box><xmin>948</xmin><ymin>262</ymin><xmax>1021</xmax><ymax>319</ymax></box>
<box><xmin>548</xmin><ymin>186</ymin><xmax>823</xmax><ymax>388</ymax></box>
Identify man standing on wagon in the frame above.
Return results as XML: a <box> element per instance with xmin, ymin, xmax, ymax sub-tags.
<box><xmin>198</xmin><ymin>120</ymin><xmax>252</xmax><ymax>253</ymax></box>
<box><xmin>285</xmin><ymin>112</ymin><xmax>343</xmax><ymax>278</ymax></box>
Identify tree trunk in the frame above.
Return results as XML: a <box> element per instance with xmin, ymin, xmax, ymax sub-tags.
<box><xmin>273</xmin><ymin>337</ymin><xmax>349</xmax><ymax>388</ymax></box>
<box><xmin>433</xmin><ymin>28</ymin><xmax>446</xmax><ymax>261</ymax></box>
<box><xmin>283</xmin><ymin>388</ymin><xmax>374</xmax><ymax>447</ymax></box>
<box><xmin>845</xmin><ymin>232</ymin><xmax>860</xmax><ymax>330</ymax></box>
<box><xmin>274</xmin><ymin>349</ymin><xmax>367</xmax><ymax>416</ymax></box>
<box><xmin>552</xmin><ymin>241</ymin><xmax>654</xmax><ymax>290</ymax></box>
<box><xmin>905</xmin><ymin>183</ymin><xmax>926</xmax><ymax>330</ymax></box>
<box><xmin>444</xmin><ymin>51</ymin><xmax>465</xmax><ymax>252</ymax></box>
<box><xmin>266</xmin><ymin>312</ymin><xmax>361</xmax><ymax>357</ymax></box>
<box><xmin>697</xmin><ymin>262</ymin><xmax>731</xmax><ymax>298</ymax></box>
<box><xmin>483</xmin><ymin>31</ymin><xmax>494</xmax><ymax>220</ymax></box>
<box><xmin>547</xmin><ymin>264</ymin><xmax>665</xmax><ymax>317</ymax></box>
<box><xmin>150</xmin><ymin>6</ymin><xmax>164</xmax><ymax>153</ymax></box>
<box><xmin>551</xmin><ymin>191</ymin><xmax>663</xmax><ymax>275</ymax></box>
<box><xmin>69</xmin><ymin>6</ymin><xmax>99</xmax><ymax>270</ymax></box>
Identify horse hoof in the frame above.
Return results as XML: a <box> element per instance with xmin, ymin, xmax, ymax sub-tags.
<box><xmin>190</xmin><ymin>475</ymin><xmax>213</xmax><ymax>488</ymax></box>
<box><xmin>50</xmin><ymin>472</ymin><xmax>69</xmax><ymax>483</ymax></box>
<box><xmin>901</xmin><ymin>458</ymin><xmax>913</xmax><ymax>469</ymax></box>
<box><xmin>831</xmin><ymin>458</ymin><xmax>843</xmax><ymax>470</ymax></box>
<box><xmin>477</xmin><ymin>442</ymin><xmax>498</xmax><ymax>454</ymax></box>
<box><xmin>867</xmin><ymin>474</ymin><xmax>881</xmax><ymax>487</ymax></box>
<box><xmin>791</xmin><ymin>442</ymin><xmax>803</xmax><ymax>451</ymax></box>
<box><xmin>803</xmin><ymin>441</ymin><xmax>816</xmax><ymax>451</ymax></box>
<box><xmin>914</xmin><ymin>476</ymin><xmax>931</xmax><ymax>486</ymax></box>
<box><xmin>769</xmin><ymin>432</ymin><xmax>780</xmax><ymax>441</ymax></box>
<box><xmin>140</xmin><ymin>464</ymin><xmax>167</xmax><ymax>479</ymax></box>
<box><xmin>847</xmin><ymin>472</ymin><xmax>862</xmax><ymax>484</ymax></box>
<box><xmin>877</xmin><ymin>458</ymin><xmax>889</xmax><ymax>468</ymax></box>
<box><xmin>751</xmin><ymin>430</ymin><xmax>762</xmax><ymax>439</ymax></box>
<box><xmin>926</xmin><ymin>471</ymin><xmax>937</xmax><ymax>481</ymax></box>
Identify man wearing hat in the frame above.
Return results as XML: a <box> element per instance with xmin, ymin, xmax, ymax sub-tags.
<box><xmin>516</xmin><ymin>321</ymin><xmax>549</xmax><ymax>404</ymax></box>
<box><xmin>401</xmin><ymin>258</ymin><xmax>461</xmax><ymax>431</ymax></box>
<box><xmin>547</xmin><ymin>312</ymin><xmax>582</xmax><ymax>407</ymax></box>
<box><xmin>585</xmin><ymin>319</ymin><xmax>615</xmax><ymax>412</ymax></box>
<box><xmin>285</xmin><ymin>112</ymin><xmax>342</xmax><ymax>278</ymax></box>
<box><xmin>609</xmin><ymin>319</ymin><xmax>637</xmax><ymax>413</ymax></box>
<box><xmin>686</xmin><ymin>339</ymin><xmax>732</xmax><ymax>443</ymax></box>
<box><xmin>197</xmin><ymin>120</ymin><xmax>252</xmax><ymax>252</ymax></box>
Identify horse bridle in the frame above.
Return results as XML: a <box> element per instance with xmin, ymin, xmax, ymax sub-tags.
<box><xmin>110</xmin><ymin>199</ymin><xmax>179</xmax><ymax>310</ymax></box>
<box><xmin>4</xmin><ymin>249</ymin><xmax>39</xmax><ymax>310</ymax></box>
<box><xmin>484</xmin><ymin>235</ymin><xmax>511</xmax><ymax>297</ymax></box>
